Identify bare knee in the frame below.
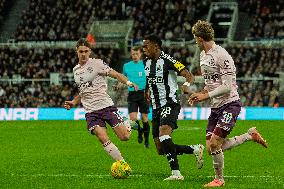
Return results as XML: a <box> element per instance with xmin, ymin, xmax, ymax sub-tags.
<box><xmin>208</xmin><ymin>138</ymin><xmax>222</xmax><ymax>153</ymax></box>
<box><xmin>119</xmin><ymin>132</ymin><xmax>130</xmax><ymax>141</ymax></box>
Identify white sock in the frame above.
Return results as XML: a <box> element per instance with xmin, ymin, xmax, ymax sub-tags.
<box><xmin>172</xmin><ymin>170</ymin><xmax>182</xmax><ymax>176</ymax></box>
<box><xmin>212</xmin><ymin>150</ymin><xmax>224</xmax><ymax>181</ymax></box>
<box><xmin>222</xmin><ymin>133</ymin><xmax>251</xmax><ymax>151</ymax></box>
<box><xmin>103</xmin><ymin>140</ymin><xmax>124</xmax><ymax>161</ymax></box>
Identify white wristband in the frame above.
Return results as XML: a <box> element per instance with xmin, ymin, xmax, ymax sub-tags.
<box><xmin>126</xmin><ymin>81</ymin><xmax>133</xmax><ymax>86</ymax></box>
<box><xmin>183</xmin><ymin>82</ymin><xmax>191</xmax><ymax>87</ymax></box>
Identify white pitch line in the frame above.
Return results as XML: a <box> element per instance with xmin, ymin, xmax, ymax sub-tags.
<box><xmin>9</xmin><ymin>174</ymin><xmax>143</xmax><ymax>177</ymax></box>
<box><xmin>177</xmin><ymin>127</ymin><xmax>201</xmax><ymax>131</ymax></box>
<box><xmin>8</xmin><ymin>174</ymin><xmax>280</xmax><ymax>179</ymax></box>
<box><xmin>205</xmin><ymin>175</ymin><xmax>280</xmax><ymax>178</ymax></box>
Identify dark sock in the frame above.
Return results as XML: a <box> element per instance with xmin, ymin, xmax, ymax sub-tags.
<box><xmin>143</xmin><ymin>122</ymin><xmax>150</xmax><ymax>143</ymax></box>
<box><xmin>136</xmin><ymin>120</ymin><xmax>143</xmax><ymax>143</ymax></box>
<box><xmin>160</xmin><ymin>135</ymin><xmax>179</xmax><ymax>170</ymax></box>
<box><xmin>175</xmin><ymin>144</ymin><xmax>194</xmax><ymax>155</ymax></box>
<box><xmin>136</xmin><ymin>121</ymin><xmax>143</xmax><ymax>135</ymax></box>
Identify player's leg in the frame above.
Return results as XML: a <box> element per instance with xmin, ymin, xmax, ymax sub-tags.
<box><xmin>92</xmin><ymin>126</ymin><xmax>124</xmax><ymax>161</ymax></box>
<box><xmin>222</xmin><ymin>127</ymin><xmax>268</xmax><ymax>150</ymax></box>
<box><xmin>104</xmin><ymin>106</ymin><xmax>131</xmax><ymax>141</ymax></box>
<box><xmin>141</xmin><ymin>113</ymin><xmax>150</xmax><ymax>148</ymax></box>
<box><xmin>158</xmin><ymin>105</ymin><xmax>184</xmax><ymax>180</ymax></box>
<box><xmin>204</xmin><ymin>133</ymin><xmax>225</xmax><ymax>187</ymax></box>
<box><xmin>128</xmin><ymin>100</ymin><xmax>143</xmax><ymax>143</ymax></box>
<box><xmin>152</xmin><ymin>113</ymin><xmax>163</xmax><ymax>154</ymax></box>
<box><xmin>139</xmin><ymin>96</ymin><xmax>150</xmax><ymax>147</ymax></box>
<box><xmin>204</xmin><ymin>101</ymin><xmax>241</xmax><ymax>187</ymax></box>
<box><xmin>159</xmin><ymin>124</ymin><xmax>184</xmax><ymax>181</ymax></box>
<box><xmin>85</xmin><ymin>112</ymin><xmax>124</xmax><ymax>161</ymax></box>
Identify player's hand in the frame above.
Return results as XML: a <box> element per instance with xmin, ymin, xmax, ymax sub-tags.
<box><xmin>188</xmin><ymin>92</ymin><xmax>209</xmax><ymax>106</ymax></box>
<box><xmin>126</xmin><ymin>81</ymin><xmax>139</xmax><ymax>91</ymax></box>
<box><xmin>180</xmin><ymin>85</ymin><xmax>190</xmax><ymax>94</ymax></box>
<box><xmin>133</xmin><ymin>84</ymin><xmax>139</xmax><ymax>91</ymax></box>
<box><xmin>64</xmin><ymin>100</ymin><xmax>76</xmax><ymax>110</ymax></box>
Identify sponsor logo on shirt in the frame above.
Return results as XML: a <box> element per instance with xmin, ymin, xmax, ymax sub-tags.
<box><xmin>78</xmin><ymin>81</ymin><xmax>93</xmax><ymax>90</ymax></box>
<box><xmin>147</xmin><ymin>76</ymin><xmax>164</xmax><ymax>84</ymax></box>
<box><xmin>203</xmin><ymin>73</ymin><xmax>220</xmax><ymax>82</ymax></box>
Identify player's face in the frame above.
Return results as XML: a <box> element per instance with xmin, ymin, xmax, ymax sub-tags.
<box><xmin>194</xmin><ymin>35</ymin><xmax>204</xmax><ymax>50</ymax></box>
<box><xmin>143</xmin><ymin>40</ymin><xmax>158</xmax><ymax>59</ymax></box>
<box><xmin>76</xmin><ymin>45</ymin><xmax>91</xmax><ymax>64</ymax></box>
<box><xmin>131</xmin><ymin>50</ymin><xmax>142</xmax><ymax>62</ymax></box>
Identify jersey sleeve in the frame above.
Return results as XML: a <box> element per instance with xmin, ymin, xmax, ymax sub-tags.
<box><xmin>96</xmin><ymin>59</ymin><xmax>112</xmax><ymax>76</ymax></box>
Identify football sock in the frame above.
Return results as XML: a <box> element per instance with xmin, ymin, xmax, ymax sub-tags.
<box><xmin>175</xmin><ymin>144</ymin><xmax>194</xmax><ymax>155</ymax></box>
<box><xmin>143</xmin><ymin>121</ymin><xmax>150</xmax><ymax>145</ymax></box>
<box><xmin>211</xmin><ymin>149</ymin><xmax>224</xmax><ymax>181</ymax></box>
<box><xmin>172</xmin><ymin>170</ymin><xmax>182</xmax><ymax>176</ymax></box>
<box><xmin>159</xmin><ymin>135</ymin><xmax>179</xmax><ymax>171</ymax></box>
<box><xmin>103</xmin><ymin>140</ymin><xmax>124</xmax><ymax>161</ymax></box>
<box><xmin>222</xmin><ymin>133</ymin><xmax>251</xmax><ymax>151</ymax></box>
<box><xmin>136</xmin><ymin>120</ymin><xmax>143</xmax><ymax>143</ymax></box>
<box><xmin>136</xmin><ymin>120</ymin><xmax>143</xmax><ymax>135</ymax></box>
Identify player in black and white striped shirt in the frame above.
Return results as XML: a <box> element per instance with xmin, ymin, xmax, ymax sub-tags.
<box><xmin>143</xmin><ymin>35</ymin><xmax>204</xmax><ymax>181</ymax></box>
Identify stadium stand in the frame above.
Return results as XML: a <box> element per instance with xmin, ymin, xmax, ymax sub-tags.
<box><xmin>14</xmin><ymin>0</ymin><xmax>211</xmax><ymax>41</ymax></box>
<box><xmin>0</xmin><ymin>0</ymin><xmax>282</xmax><ymax>107</ymax></box>
<box><xmin>239</xmin><ymin>0</ymin><xmax>284</xmax><ymax>40</ymax></box>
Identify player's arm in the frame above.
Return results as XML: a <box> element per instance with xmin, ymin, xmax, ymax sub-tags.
<box><xmin>188</xmin><ymin>55</ymin><xmax>234</xmax><ymax>105</ymax></box>
<box><xmin>108</xmin><ymin>70</ymin><xmax>139</xmax><ymax>91</ymax></box>
<box><xmin>64</xmin><ymin>95</ymin><xmax>81</xmax><ymax>110</ymax></box>
<box><xmin>113</xmin><ymin>64</ymin><xmax>128</xmax><ymax>90</ymax></box>
<box><xmin>179</xmin><ymin>69</ymin><xmax>195</xmax><ymax>94</ymax></box>
<box><xmin>144</xmin><ymin>77</ymin><xmax>151</xmax><ymax>102</ymax></box>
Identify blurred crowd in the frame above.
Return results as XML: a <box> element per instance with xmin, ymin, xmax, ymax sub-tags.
<box><xmin>239</xmin><ymin>0</ymin><xmax>284</xmax><ymax>40</ymax></box>
<box><xmin>0</xmin><ymin>45</ymin><xmax>281</xmax><ymax>107</ymax></box>
<box><xmin>0</xmin><ymin>47</ymin><xmax>120</xmax><ymax>79</ymax></box>
<box><xmin>0</xmin><ymin>0</ymin><xmax>8</xmax><ymax>24</ymax></box>
<box><xmin>14</xmin><ymin>0</ymin><xmax>211</xmax><ymax>41</ymax></box>
<box><xmin>0</xmin><ymin>0</ymin><xmax>282</xmax><ymax>108</ymax></box>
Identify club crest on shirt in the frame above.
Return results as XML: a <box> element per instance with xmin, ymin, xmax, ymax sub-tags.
<box><xmin>87</xmin><ymin>67</ymin><xmax>94</xmax><ymax>73</ymax></box>
<box><xmin>223</xmin><ymin>60</ymin><xmax>230</xmax><ymax>69</ymax></box>
<box><xmin>209</xmin><ymin>58</ymin><xmax>215</xmax><ymax>67</ymax></box>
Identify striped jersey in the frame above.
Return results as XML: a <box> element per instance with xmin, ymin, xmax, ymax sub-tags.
<box><xmin>200</xmin><ymin>43</ymin><xmax>239</xmax><ymax>108</ymax></box>
<box><xmin>144</xmin><ymin>51</ymin><xmax>187</xmax><ymax>109</ymax></box>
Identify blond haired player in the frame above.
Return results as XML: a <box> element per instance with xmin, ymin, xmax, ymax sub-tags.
<box><xmin>64</xmin><ymin>38</ymin><xmax>138</xmax><ymax>162</ymax></box>
<box><xmin>189</xmin><ymin>20</ymin><xmax>268</xmax><ymax>187</ymax></box>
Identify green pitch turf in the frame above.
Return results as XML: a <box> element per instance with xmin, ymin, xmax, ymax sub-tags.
<box><xmin>0</xmin><ymin>120</ymin><xmax>283</xmax><ymax>188</ymax></box>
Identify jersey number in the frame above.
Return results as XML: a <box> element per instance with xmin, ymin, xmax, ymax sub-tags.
<box><xmin>161</xmin><ymin>107</ymin><xmax>172</xmax><ymax>118</ymax></box>
<box><xmin>221</xmin><ymin>111</ymin><xmax>233</xmax><ymax>124</ymax></box>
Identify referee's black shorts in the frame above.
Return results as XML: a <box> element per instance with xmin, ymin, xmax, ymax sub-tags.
<box><xmin>127</xmin><ymin>90</ymin><xmax>149</xmax><ymax>114</ymax></box>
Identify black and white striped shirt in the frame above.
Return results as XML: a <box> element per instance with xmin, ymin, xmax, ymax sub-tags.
<box><xmin>144</xmin><ymin>51</ymin><xmax>187</xmax><ymax>109</ymax></box>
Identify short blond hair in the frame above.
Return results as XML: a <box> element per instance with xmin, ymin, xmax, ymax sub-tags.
<box><xmin>192</xmin><ymin>20</ymin><xmax>214</xmax><ymax>41</ymax></box>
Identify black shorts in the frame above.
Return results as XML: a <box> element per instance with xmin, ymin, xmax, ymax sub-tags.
<box><xmin>152</xmin><ymin>103</ymin><xmax>181</xmax><ymax>138</ymax></box>
<box><xmin>128</xmin><ymin>90</ymin><xmax>150</xmax><ymax>114</ymax></box>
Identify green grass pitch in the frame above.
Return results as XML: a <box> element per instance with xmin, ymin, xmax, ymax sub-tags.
<box><xmin>0</xmin><ymin>120</ymin><xmax>283</xmax><ymax>188</ymax></box>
